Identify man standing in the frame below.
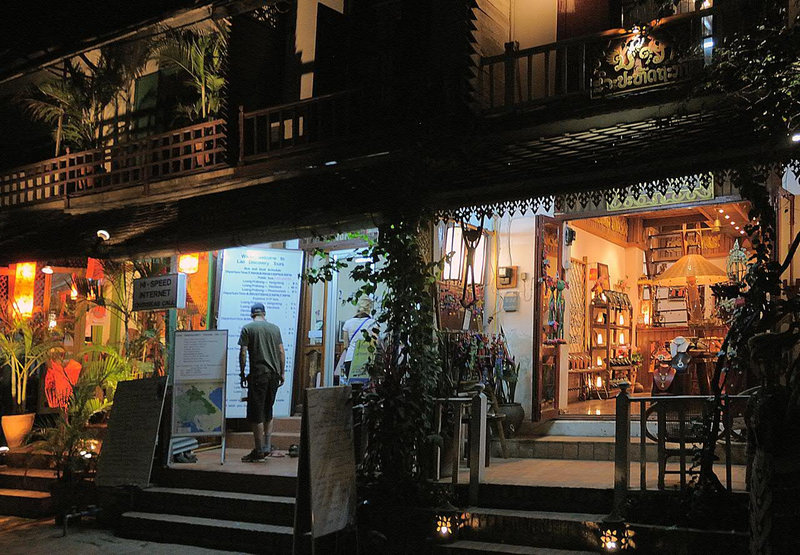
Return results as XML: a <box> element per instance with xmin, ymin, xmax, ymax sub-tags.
<box><xmin>239</xmin><ymin>302</ymin><xmax>285</xmax><ymax>462</ymax></box>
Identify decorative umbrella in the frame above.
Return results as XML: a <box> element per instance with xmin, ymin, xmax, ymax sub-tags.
<box><xmin>655</xmin><ymin>254</ymin><xmax>727</xmax><ymax>325</ymax></box>
<box><xmin>654</xmin><ymin>254</ymin><xmax>727</xmax><ymax>286</ymax></box>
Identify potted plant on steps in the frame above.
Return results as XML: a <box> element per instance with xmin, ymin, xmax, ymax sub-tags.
<box><xmin>34</xmin><ymin>345</ymin><xmax>133</xmax><ymax>523</ymax></box>
<box><xmin>0</xmin><ymin>314</ymin><xmax>60</xmax><ymax>448</ymax></box>
<box><xmin>496</xmin><ymin>358</ymin><xmax>524</xmax><ymax>438</ymax></box>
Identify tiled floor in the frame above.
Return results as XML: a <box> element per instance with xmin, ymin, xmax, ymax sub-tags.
<box><xmin>187</xmin><ymin>448</ymin><xmax>745</xmax><ymax>493</ymax></box>
<box><xmin>565</xmin><ymin>392</ymin><xmax>649</xmax><ymax>416</ymax></box>
<box><xmin>174</xmin><ymin>448</ymin><xmax>299</xmax><ymax>476</ymax></box>
<box><xmin>452</xmin><ymin>457</ymin><xmax>746</xmax><ymax>491</ymax></box>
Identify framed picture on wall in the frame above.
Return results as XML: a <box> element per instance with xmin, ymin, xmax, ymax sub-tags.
<box><xmin>596</xmin><ymin>263</ymin><xmax>610</xmax><ymax>290</ymax></box>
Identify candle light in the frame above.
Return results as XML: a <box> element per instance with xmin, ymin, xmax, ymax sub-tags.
<box><xmin>597</xmin><ymin>333</ymin><xmax>603</xmax><ymax>345</ymax></box>
<box><xmin>619</xmin><ymin>314</ymin><xmax>624</xmax><ymax>326</ymax></box>
<box><xmin>595</xmin><ymin>376</ymin><xmax>603</xmax><ymax>388</ymax></box>
<box><xmin>596</xmin><ymin>356</ymin><xmax>602</xmax><ymax>367</ymax></box>
<box><xmin>620</xmin><ymin>332</ymin><xmax>625</xmax><ymax>345</ymax></box>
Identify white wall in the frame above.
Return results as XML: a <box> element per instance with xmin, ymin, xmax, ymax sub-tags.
<box><xmin>513</xmin><ymin>0</ymin><xmax>558</xmax><ymax>49</ymax></box>
<box><xmin>485</xmin><ymin>214</ymin><xmax>537</xmax><ymax>415</ymax></box>
<box><xmin>296</xmin><ymin>0</ymin><xmax>345</xmax><ymax>99</ymax></box>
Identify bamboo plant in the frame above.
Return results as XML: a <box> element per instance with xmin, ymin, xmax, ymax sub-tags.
<box><xmin>0</xmin><ymin>316</ymin><xmax>61</xmax><ymax>414</ymax></box>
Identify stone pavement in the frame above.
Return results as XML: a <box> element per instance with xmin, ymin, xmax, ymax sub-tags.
<box><xmin>0</xmin><ymin>516</ymin><xmax>241</xmax><ymax>554</ymax></box>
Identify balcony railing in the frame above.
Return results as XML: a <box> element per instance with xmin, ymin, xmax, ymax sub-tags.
<box><xmin>0</xmin><ymin>119</ymin><xmax>226</xmax><ymax>209</ymax></box>
<box><xmin>238</xmin><ymin>90</ymin><xmax>360</xmax><ymax>164</ymax></box>
<box><xmin>478</xmin><ymin>9</ymin><xmax>713</xmax><ymax>113</ymax></box>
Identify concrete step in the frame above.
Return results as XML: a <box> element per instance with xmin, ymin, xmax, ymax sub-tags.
<box><xmin>135</xmin><ymin>487</ymin><xmax>294</xmax><ymax>526</ymax></box>
<box><xmin>460</xmin><ymin>507</ymin><xmax>604</xmax><ymax>552</ymax></box>
<box><xmin>4</xmin><ymin>448</ymin><xmax>55</xmax><ymax>470</ymax></box>
<box><xmin>492</xmin><ymin>435</ymin><xmax>747</xmax><ymax>464</ymax></box>
<box><xmin>0</xmin><ymin>467</ymin><xmax>57</xmax><ymax>492</ymax></box>
<box><xmin>462</xmin><ymin>483</ymin><xmax>612</xmax><ymax>515</ymax></box>
<box><xmin>117</xmin><ymin>511</ymin><xmax>294</xmax><ymax>554</ymax></box>
<box><xmin>460</xmin><ymin>506</ymin><xmax>748</xmax><ymax>555</ymax></box>
<box><xmin>225</xmin><ymin>431</ymin><xmax>299</xmax><ymax>451</ymax></box>
<box><xmin>152</xmin><ymin>466</ymin><xmax>297</xmax><ymax>497</ymax></box>
<box><xmin>438</xmin><ymin>540</ymin><xmax>596</xmax><ymax>554</ymax></box>
<box><xmin>272</xmin><ymin>417</ymin><xmax>301</xmax><ymax>434</ymax></box>
<box><xmin>0</xmin><ymin>487</ymin><xmax>53</xmax><ymax>518</ymax></box>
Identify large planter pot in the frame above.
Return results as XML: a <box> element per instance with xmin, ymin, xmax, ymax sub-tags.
<box><xmin>497</xmin><ymin>403</ymin><xmax>525</xmax><ymax>438</ymax></box>
<box><xmin>1</xmin><ymin>413</ymin><xmax>35</xmax><ymax>448</ymax></box>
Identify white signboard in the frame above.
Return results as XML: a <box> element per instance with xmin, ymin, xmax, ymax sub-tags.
<box><xmin>172</xmin><ymin>330</ymin><xmax>227</xmax><ymax>437</ymax></box>
<box><xmin>218</xmin><ymin>248</ymin><xmax>304</xmax><ymax>418</ymax></box>
<box><xmin>132</xmin><ymin>273</ymin><xmax>187</xmax><ymax>311</ymax></box>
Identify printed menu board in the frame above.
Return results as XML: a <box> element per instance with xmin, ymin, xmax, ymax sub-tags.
<box><xmin>218</xmin><ymin>247</ymin><xmax>303</xmax><ymax>418</ymax></box>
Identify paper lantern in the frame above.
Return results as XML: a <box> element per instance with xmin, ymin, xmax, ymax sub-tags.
<box><xmin>13</xmin><ymin>262</ymin><xmax>36</xmax><ymax>317</ymax></box>
<box><xmin>179</xmin><ymin>253</ymin><xmax>200</xmax><ymax>275</ymax></box>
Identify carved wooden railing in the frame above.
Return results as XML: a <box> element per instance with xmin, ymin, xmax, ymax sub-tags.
<box><xmin>0</xmin><ymin>119</ymin><xmax>226</xmax><ymax>208</ymax></box>
<box><xmin>238</xmin><ymin>90</ymin><xmax>360</xmax><ymax>164</ymax></box>
<box><xmin>611</xmin><ymin>383</ymin><xmax>749</xmax><ymax>516</ymax></box>
<box><xmin>478</xmin><ymin>8</ymin><xmax>714</xmax><ymax>113</ymax></box>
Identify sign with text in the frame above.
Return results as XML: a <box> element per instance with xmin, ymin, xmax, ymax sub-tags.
<box><xmin>218</xmin><ymin>247</ymin><xmax>304</xmax><ymax>418</ymax></box>
<box><xmin>591</xmin><ymin>32</ymin><xmax>699</xmax><ymax>97</ymax></box>
<box><xmin>293</xmin><ymin>386</ymin><xmax>357</xmax><ymax>551</ymax></box>
<box><xmin>132</xmin><ymin>273</ymin><xmax>187</xmax><ymax>311</ymax></box>
<box><xmin>96</xmin><ymin>377</ymin><xmax>167</xmax><ymax>488</ymax></box>
<box><xmin>172</xmin><ymin>330</ymin><xmax>227</xmax><ymax>437</ymax></box>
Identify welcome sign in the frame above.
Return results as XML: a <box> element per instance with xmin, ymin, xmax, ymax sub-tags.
<box><xmin>591</xmin><ymin>32</ymin><xmax>698</xmax><ymax>97</ymax></box>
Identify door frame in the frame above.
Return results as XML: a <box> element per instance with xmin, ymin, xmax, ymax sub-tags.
<box><xmin>531</xmin><ymin>215</ymin><xmax>564</xmax><ymax>421</ymax></box>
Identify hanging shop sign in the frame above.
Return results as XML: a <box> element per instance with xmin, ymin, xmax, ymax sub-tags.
<box><xmin>591</xmin><ymin>30</ymin><xmax>698</xmax><ymax>97</ymax></box>
<box><xmin>132</xmin><ymin>273</ymin><xmax>187</xmax><ymax>311</ymax></box>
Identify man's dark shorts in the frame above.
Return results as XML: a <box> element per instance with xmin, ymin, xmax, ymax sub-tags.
<box><xmin>247</xmin><ymin>373</ymin><xmax>280</xmax><ymax>423</ymax></box>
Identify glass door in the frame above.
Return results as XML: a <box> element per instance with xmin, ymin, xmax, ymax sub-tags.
<box><xmin>532</xmin><ymin>216</ymin><xmax>563</xmax><ymax>421</ymax></box>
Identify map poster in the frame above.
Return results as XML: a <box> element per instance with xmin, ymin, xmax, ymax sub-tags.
<box><xmin>218</xmin><ymin>247</ymin><xmax>304</xmax><ymax>418</ymax></box>
<box><xmin>172</xmin><ymin>330</ymin><xmax>227</xmax><ymax>437</ymax></box>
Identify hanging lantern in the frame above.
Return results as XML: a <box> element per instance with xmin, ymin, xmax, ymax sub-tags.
<box><xmin>179</xmin><ymin>253</ymin><xmax>200</xmax><ymax>275</ymax></box>
<box><xmin>726</xmin><ymin>240</ymin><xmax>748</xmax><ymax>283</ymax></box>
<box><xmin>13</xmin><ymin>262</ymin><xmax>36</xmax><ymax>317</ymax></box>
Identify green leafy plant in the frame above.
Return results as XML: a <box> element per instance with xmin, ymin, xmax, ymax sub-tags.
<box><xmin>22</xmin><ymin>43</ymin><xmax>153</xmax><ymax>155</ymax></box>
<box><xmin>153</xmin><ymin>22</ymin><xmax>228</xmax><ymax>122</ymax></box>
<box><xmin>306</xmin><ymin>218</ymin><xmax>444</xmax><ymax>503</ymax></box>
<box><xmin>34</xmin><ymin>344</ymin><xmax>134</xmax><ymax>481</ymax></box>
<box><xmin>0</xmin><ymin>313</ymin><xmax>61</xmax><ymax>414</ymax></box>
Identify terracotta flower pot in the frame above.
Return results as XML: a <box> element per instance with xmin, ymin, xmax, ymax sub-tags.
<box><xmin>1</xmin><ymin>413</ymin><xmax>35</xmax><ymax>448</ymax></box>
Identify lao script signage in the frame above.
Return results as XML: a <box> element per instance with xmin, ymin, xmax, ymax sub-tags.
<box><xmin>591</xmin><ymin>32</ymin><xmax>698</xmax><ymax>97</ymax></box>
<box><xmin>132</xmin><ymin>273</ymin><xmax>187</xmax><ymax>311</ymax></box>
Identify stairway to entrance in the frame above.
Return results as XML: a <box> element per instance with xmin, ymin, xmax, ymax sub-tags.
<box><xmin>116</xmin><ymin>417</ymin><xmax>301</xmax><ymax>554</ymax></box>
<box><xmin>0</xmin><ymin>448</ymin><xmax>56</xmax><ymax>518</ymax></box>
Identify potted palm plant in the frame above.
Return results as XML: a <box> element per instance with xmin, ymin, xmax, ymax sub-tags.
<box><xmin>0</xmin><ymin>314</ymin><xmax>60</xmax><ymax>448</ymax></box>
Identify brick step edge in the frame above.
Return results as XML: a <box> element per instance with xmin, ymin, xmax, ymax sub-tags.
<box><xmin>491</xmin><ymin>439</ymin><xmax>747</xmax><ymax>464</ymax></box>
<box><xmin>117</xmin><ymin>511</ymin><xmax>293</xmax><ymax>554</ymax></box>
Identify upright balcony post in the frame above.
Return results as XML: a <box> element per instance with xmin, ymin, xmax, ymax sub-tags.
<box><xmin>612</xmin><ymin>381</ymin><xmax>631</xmax><ymax>519</ymax></box>
<box><xmin>238</xmin><ymin>105</ymin><xmax>245</xmax><ymax>165</ymax></box>
<box><xmin>469</xmin><ymin>391</ymin><xmax>487</xmax><ymax>506</ymax></box>
<box><xmin>503</xmin><ymin>41</ymin><xmax>519</xmax><ymax>110</ymax></box>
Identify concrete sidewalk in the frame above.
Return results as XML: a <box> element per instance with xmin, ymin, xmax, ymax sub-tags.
<box><xmin>0</xmin><ymin>516</ymin><xmax>241</xmax><ymax>554</ymax></box>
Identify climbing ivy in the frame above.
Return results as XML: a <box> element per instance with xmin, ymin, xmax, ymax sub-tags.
<box><xmin>305</xmin><ymin>216</ymin><xmax>444</xmax><ymax>503</ymax></box>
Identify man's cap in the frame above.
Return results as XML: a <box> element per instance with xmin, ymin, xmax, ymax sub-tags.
<box><xmin>251</xmin><ymin>302</ymin><xmax>266</xmax><ymax>315</ymax></box>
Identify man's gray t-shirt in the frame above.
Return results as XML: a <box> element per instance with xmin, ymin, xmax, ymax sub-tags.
<box><xmin>239</xmin><ymin>320</ymin><xmax>283</xmax><ymax>380</ymax></box>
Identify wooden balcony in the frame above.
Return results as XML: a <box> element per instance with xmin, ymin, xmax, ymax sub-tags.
<box><xmin>0</xmin><ymin>120</ymin><xmax>226</xmax><ymax>209</ymax></box>
<box><xmin>477</xmin><ymin>8</ymin><xmax>713</xmax><ymax>114</ymax></box>
<box><xmin>238</xmin><ymin>90</ymin><xmax>361</xmax><ymax>164</ymax></box>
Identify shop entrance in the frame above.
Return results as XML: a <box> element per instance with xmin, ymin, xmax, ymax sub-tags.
<box><xmin>559</xmin><ymin>200</ymin><xmax>751</xmax><ymax>416</ymax></box>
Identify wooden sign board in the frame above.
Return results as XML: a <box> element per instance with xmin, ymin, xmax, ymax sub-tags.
<box><xmin>96</xmin><ymin>377</ymin><xmax>168</xmax><ymax>488</ymax></box>
<box><xmin>293</xmin><ymin>386</ymin><xmax>357</xmax><ymax>554</ymax></box>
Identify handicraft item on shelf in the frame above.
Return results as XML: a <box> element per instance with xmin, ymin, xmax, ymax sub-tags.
<box><xmin>543</xmin><ymin>272</ymin><xmax>568</xmax><ymax>345</ymax></box>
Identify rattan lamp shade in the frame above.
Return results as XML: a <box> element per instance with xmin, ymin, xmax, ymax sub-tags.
<box><xmin>654</xmin><ymin>254</ymin><xmax>727</xmax><ymax>286</ymax></box>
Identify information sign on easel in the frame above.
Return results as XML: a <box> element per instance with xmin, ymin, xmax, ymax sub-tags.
<box><xmin>171</xmin><ymin>330</ymin><xmax>228</xmax><ymax>465</ymax></box>
<box><xmin>293</xmin><ymin>386</ymin><xmax>357</xmax><ymax>555</ymax></box>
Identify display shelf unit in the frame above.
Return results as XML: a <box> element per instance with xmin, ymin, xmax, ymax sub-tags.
<box><xmin>590</xmin><ymin>290</ymin><xmax>635</xmax><ymax>388</ymax></box>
